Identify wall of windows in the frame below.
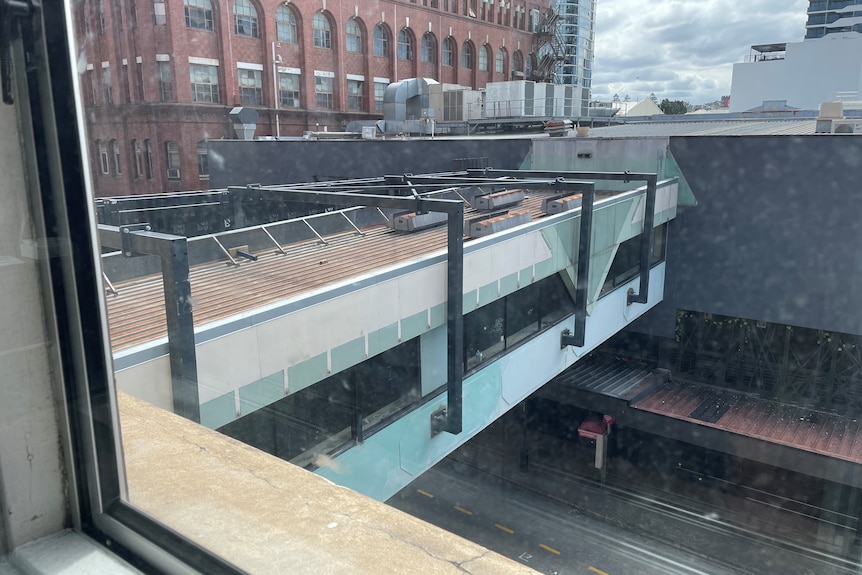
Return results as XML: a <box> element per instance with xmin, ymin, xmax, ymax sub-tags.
<box><xmin>219</xmin><ymin>339</ymin><xmax>422</xmax><ymax>467</ymax></box>
<box><xmin>190</xmin><ymin>63</ymin><xmax>219</xmax><ymax>102</ymax></box>
<box><xmin>465</xmin><ymin>273</ymin><xmax>575</xmax><ymax>371</ymax></box>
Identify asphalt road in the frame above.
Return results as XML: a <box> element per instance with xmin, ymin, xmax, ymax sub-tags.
<box><xmin>388</xmin><ymin>459</ymin><xmax>741</xmax><ymax>575</ymax></box>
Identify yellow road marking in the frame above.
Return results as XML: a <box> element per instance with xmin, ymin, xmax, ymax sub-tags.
<box><xmin>588</xmin><ymin>567</ymin><xmax>610</xmax><ymax>575</ymax></box>
<box><xmin>494</xmin><ymin>523</ymin><xmax>514</xmax><ymax>534</ymax></box>
<box><xmin>454</xmin><ymin>505</ymin><xmax>474</xmax><ymax>516</ymax></box>
<box><xmin>539</xmin><ymin>543</ymin><xmax>561</xmax><ymax>555</ymax></box>
<box><xmin>416</xmin><ymin>489</ymin><xmax>434</xmax><ymax>498</ymax></box>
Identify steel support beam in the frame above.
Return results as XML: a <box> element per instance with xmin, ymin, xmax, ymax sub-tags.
<box><xmin>561</xmin><ymin>183</ymin><xmax>595</xmax><ymax>348</ymax></box>
<box><xmin>228</xmin><ymin>184</ymin><xmax>466</xmax><ymax>435</ymax></box>
<box><xmin>98</xmin><ymin>225</ymin><xmax>200</xmax><ymax>422</ymax></box>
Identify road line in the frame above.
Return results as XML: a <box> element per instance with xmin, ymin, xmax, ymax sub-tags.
<box><xmin>494</xmin><ymin>523</ymin><xmax>514</xmax><ymax>534</ymax></box>
<box><xmin>454</xmin><ymin>505</ymin><xmax>473</xmax><ymax>516</ymax></box>
<box><xmin>416</xmin><ymin>489</ymin><xmax>434</xmax><ymax>498</ymax></box>
<box><xmin>539</xmin><ymin>543</ymin><xmax>561</xmax><ymax>555</ymax></box>
<box><xmin>588</xmin><ymin>567</ymin><xmax>610</xmax><ymax>575</ymax></box>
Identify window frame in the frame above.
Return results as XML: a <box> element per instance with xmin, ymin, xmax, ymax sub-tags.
<box><xmin>373</xmin><ymin>24</ymin><xmax>389</xmax><ymax>57</ymax></box>
<box><xmin>421</xmin><ymin>33</ymin><xmax>436</xmax><ymax>64</ymax></box>
<box><xmin>238</xmin><ymin>67</ymin><xmax>262</xmax><ymax>105</ymax></box>
<box><xmin>397</xmin><ymin>29</ymin><xmax>413</xmax><ymax>61</ymax></box>
<box><xmin>189</xmin><ymin>63</ymin><xmax>220</xmax><ymax>103</ymax></box>
<box><xmin>314</xmin><ymin>75</ymin><xmax>334</xmax><ymax>109</ymax></box>
<box><xmin>24</xmin><ymin>8</ymin><xmax>245</xmax><ymax>573</ymax></box>
<box><xmin>346</xmin><ymin>18</ymin><xmax>362</xmax><ymax>53</ymax></box>
<box><xmin>312</xmin><ymin>12</ymin><xmax>332</xmax><ymax>49</ymax></box>
<box><xmin>478</xmin><ymin>44</ymin><xmax>488</xmax><ymax>71</ymax></box>
<box><xmin>347</xmin><ymin>78</ymin><xmax>364</xmax><ymax>111</ymax></box>
<box><xmin>276</xmin><ymin>5</ymin><xmax>298</xmax><ymax>43</ymax></box>
<box><xmin>278</xmin><ymin>72</ymin><xmax>301</xmax><ymax>108</ymax></box>
<box><xmin>233</xmin><ymin>0</ymin><xmax>259</xmax><ymax>38</ymax></box>
<box><xmin>442</xmin><ymin>37</ymin><xmax>454</xmax><ymax>67</ymax></box>
<box><xmin>184</xmin><ymin>0</ymin><xmax>214</xmax><ymax>31</ymax></box>
<box><xmin>461</xmin><ymin>41</ymin><xmax>473</xmax><ymax>69</ymax></box>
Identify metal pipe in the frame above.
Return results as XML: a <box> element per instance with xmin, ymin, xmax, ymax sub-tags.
<box><xmin>211</xmin><ymin>236</ymin><xmax>239</xmax><ymax>266</ymax></box>
<box><xmin>302</xmin><ymin>218</ymin><xmax>328</xmax><ymax>245</ymax></box>
<box><xmin>260</xmin><ymin>225</ymin><xmax>287</xmax><ymax>255</ymax></box>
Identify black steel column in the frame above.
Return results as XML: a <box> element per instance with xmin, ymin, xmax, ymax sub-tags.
<box><xmin>161</xmin><ymin>237</ymin><xmax>201</xmax><ymax>422</ymax></box>
<box><xmin>628</xmin><ymin>175</ymin><xmax>657</xmax><ymax>305</ymax></box>
<box><xmin>562</xmin><ymin>183</ymin><xmax>595</xmax><ymax>348</ymax></box>
<box><xmin>445</xmin><ymin>201</ymin><xmax>465</xmax><ymax>434</ymax></box>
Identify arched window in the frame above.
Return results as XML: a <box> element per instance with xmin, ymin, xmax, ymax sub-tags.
<box><xmin>184</xmin><ymin>0</ymin><xmax>213</xmax><ymax>31</ymax></box>
<box><xmin>495</xmin><ymin>48</ymin><xmax>506</xmax><ymax>74</ymax></box>
<box><xmin>525</xmin><ymin>53</ymin><xmax>534</xmax><ymax>77</ymax></box>
<box><xmin>461</xmin><ymin>42</ymin><xmax>473</xmax><ymax>69</ymax></box>
<box><xmin>276</xmin><ymin>5</ymin><xmax>297</xmax><ymax>43</ymax></box>
<box><xmin>346</xmin><ymin>18</ymin><xmax>362</xmax><ymax>53</ymax></box>
<box><xmin>478</xmin><ymin>44</ymin><xmax>489</xmax><ymax>71</ymax></box>
<box><xmin>373</xmin><ymin>24</ymin><xmax>389</xmax><ymax>57</ymax></box>
<box><xmin>421</xmin><ymin>33</ymin><xmax>436</xmax><ymax>63</ymax></box>
<box><xmin>313</xmin><ymin>12</ymin><xmax>331</xmax><ymax>49</ymax></box>
<box><xmin>234</xmin><ymin>0</ymin><xmax>258</xmax><ymax>37</ymax></box>
<box><xmin>442</xmin><ymin>37</ymin><xmax>454</xmax><ymax>67</ymax></box>
<box><xmin>512</xmin><ymin>51</ymin><xmax>523</xmax><ymax>73</ymax></box>
<box><xmin>397</xmin><ymin>29</ymin><xmax>413</xmax><ymax>61</ymax></box>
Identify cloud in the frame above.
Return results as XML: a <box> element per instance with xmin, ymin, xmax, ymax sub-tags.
<box><xmin>591</xmin><ymin>0</ymin><xmax>809</xmax><ymax>103</ymax></box>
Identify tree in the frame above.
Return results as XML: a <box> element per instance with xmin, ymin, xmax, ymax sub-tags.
<box><xmin>659</xmin><ymin>98</ymin><xmax>689</xmax><ymax>115</ymax></box>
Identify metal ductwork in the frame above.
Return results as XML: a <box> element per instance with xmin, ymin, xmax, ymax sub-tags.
<box><xmin>383</xmin><ymin>77</ymin><xmax>439</xmax><ymax>121</ymax></box>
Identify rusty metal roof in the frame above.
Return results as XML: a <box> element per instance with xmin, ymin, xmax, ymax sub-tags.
<box><xmin>105</xmin><ymin>190</ymin><xmax>569</xmax><ymax>352</ymax></box>
<box><xmin>633</xmin><ymin>381</ymin><xmax>862</xmax><ymax>465</ymax></box>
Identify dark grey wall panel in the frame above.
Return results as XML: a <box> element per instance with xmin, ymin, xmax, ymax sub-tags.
<box><xmin>634</xmin><ymin>135</ymin><xmax>862</xmax><ymax>338</ymax></box>
<box><xmin>209</xmin><ymin>138</ymin><xmax>533</xmax><ymax>188</ymax></box>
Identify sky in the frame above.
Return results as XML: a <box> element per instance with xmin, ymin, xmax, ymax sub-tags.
<box><xmin>590</xmin><ymin>0</ymin><xmax>810</xmax><ymax>105</ymax></box>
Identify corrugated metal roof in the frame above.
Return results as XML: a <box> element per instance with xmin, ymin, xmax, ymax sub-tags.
<box><xmin>552</xmin><ymin>356</ymin><xmax>660</xmax><ymax>401</ymax></box>
<box><xmin>585</xmin><ymin>119</ymin><xmax>820</xmax><ymax>138</ymax></box>
<box><xmin>633</xmin><ymin>381</ymin><xmax>862</xmax><ymax>465</ymax></box>
<box><xmin>105</xmin><ymin>190</ymin><xmax>578</xmax><ymax>352</ymax></box>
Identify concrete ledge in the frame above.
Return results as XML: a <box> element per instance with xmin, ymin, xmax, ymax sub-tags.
<box><xmin>119</xmin><ymin>392</ymin><xmax>536</xmax><ymax>574</ymax></box>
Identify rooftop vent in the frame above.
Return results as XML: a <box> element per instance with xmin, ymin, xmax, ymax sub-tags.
<box><xmin>471</xmin><ymin>189</ymin><xmax>525</xmax><ymax>211</ymax></box>
<box><xmin>468</xmin><ymin>210</ymin><xmax>530</xmax><ymax>238</ymax></box>
<box><xmin>390</xmin><ymin>210</ymin><xmax>448</xmax><ymax>232</ymax></box>
<box><xmin>542</xmin><ymin>193</ymin><xmax>582</xmax><ymax>215</ymax></box>
<box><xmin>815</xmin><ymin>101</ymin><xmax>845</xmax><ymax>134</ymax></box>
<box><xmin>230</xmin><ymin>107</ymin><xmax>259</xmax><ymax>140</ymax></box>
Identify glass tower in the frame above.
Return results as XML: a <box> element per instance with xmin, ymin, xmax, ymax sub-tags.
<box><xmin>806</xmin><ymin>0</ymin><xmax>862</xmax><ymax>39</ymax></box>
<box><xmin>555</xmin><ymin>0</ymin><xmax>597</xmax><ymax>114</ymax></box>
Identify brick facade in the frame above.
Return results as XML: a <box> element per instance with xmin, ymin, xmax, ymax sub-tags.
<box><xmin>76</xmin><ymin>0</ymin><xmax>549</xmax><ymax>196</ymax></box>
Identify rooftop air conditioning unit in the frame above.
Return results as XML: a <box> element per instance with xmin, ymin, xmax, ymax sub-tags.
<box><xmin>832</xmin><ymin>120</ymin><xmax>862</xmax><ymax>134</ymax></box>
<box><xmin>167</xmin><ymin>168</ymin><xmax>181</xmax><ymax>179</ymax></box>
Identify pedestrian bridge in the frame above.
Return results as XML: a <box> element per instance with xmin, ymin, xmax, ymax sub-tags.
<box><xmin>102</xmin><ymin>169</ymin><xmax>679</xmax><ymax>501</ymax></box>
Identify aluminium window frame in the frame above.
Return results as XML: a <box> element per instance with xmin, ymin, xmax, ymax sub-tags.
<box><xmin>15</xmin><ymin>4</ymin><xmax>246</xmax><ymax>573</ymax></box>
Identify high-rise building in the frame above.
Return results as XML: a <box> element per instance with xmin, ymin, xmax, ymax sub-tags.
<box><xmin>76</xmin><ymin>0</ymin><xmax>551</xmax><ymax>197</ymax></box>
<box><xmin>554</xmin><ymin>0</ymin><xmax>596</xmax><ymax>114</ymax></box>
<box><xmin>805</xmin><ymin>0</ymin><xmax>862</xmax><ymax>39</ymax></box>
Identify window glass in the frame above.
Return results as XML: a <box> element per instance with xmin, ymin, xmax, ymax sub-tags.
<box><xmin>315</xmin><ymin>75</ymin><xmax>333</xmax><ymax>108</ymax></box>
<box><xmin>196</xmin><ymin>140</ymin><xmax>209</xmax><ymax>180</ymax></box>
<box><xmin>495</xmin><ymin>48</ymin><xmax>505</xmax><ymax>73</ymax></box>
<box><xmin>442</xmin><ymin>37</ymin><xmax>453</xmax><ymax>66</ymax></box>
<box><xmin>461</xmin><ymin>42</ymin><xmax>473</xmax><ymax>69</ymax></box>
<box><xmin>238</xmin><ymin>68</ymin><xmax>262</xmax><ymax>105</ymax></box>
<box><xmin>374</xmin><ymin>81</ymin><xmax>386</xmax><ymax>112</ymax></box>
<box><xmin>234</xmin><ymin>0</ymin><xmax>259</xmax><ymax>38</ymax></box>
<box><xmin>276</xmin><ymin>5</ymin><xmax>297</xmax><ymax>43</ymax></box>
<box><xmin>313</xmin><ymin>13</ymin><xmax>331</xmax><ymax>48</ymax></box>
<box><xmin>421</xmin><ymin>33</ymin><xmax>436</xmax><ymax>63</ymax></box>
<box><xmin>346</xmin><ymin>19</ymin><xmax>362</xmax><ymax>53</ymax></box>
<box><xmin>397</xmin><ymin>29</ymin><xmax>412</xmax><ymax>61</ymax></box>
<box><xmin>158</xmin><ymin>61</ymin><xmax>172</xmax><ymax>102</ymax></box>
<box><xmin>347</xmin><ymin>79</ymin><xmax>364</xmax><ymax>111</ymax></box>
<box><xmin>190</xmin><ymin>63</ymin><xmax>219</xmax><ymax>102</ymax></box>
<box><xmin>478</xmin><ymin>44</ymin><xmax>488</xmax><ymax>71</ymax></box>
<box><xmin>279</xmin><ymin>72</ymin><xmax>300</xmax><ymax>107</ymax></box>
<box><xmin>373</xmin><ymin>24</ymin><xmax>389</xmax><ymax>57</ymax></box>
<box><xmin>184</xmin><ymin>0</ymin><xmax>214</xmax><ymax>31</ymax></box>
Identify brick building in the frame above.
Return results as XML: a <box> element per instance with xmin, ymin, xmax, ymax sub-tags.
<box><xmin>76</xmin><ymin>0</ymin><xmax>552</xmax><ymax>196</ymax></box>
